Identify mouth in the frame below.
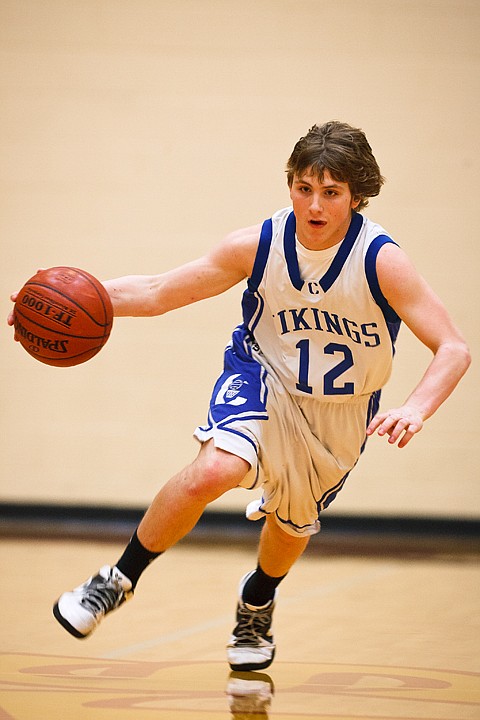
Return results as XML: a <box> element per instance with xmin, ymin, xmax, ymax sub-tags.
<box><xmin>309</xmin><ymin>219</ymin><xmax>326</xmax><ymax>227</ymax></box>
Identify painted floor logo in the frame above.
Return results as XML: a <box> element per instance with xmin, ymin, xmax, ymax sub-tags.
<box><xmin>0</xmin><ymin>654</ymin><xmax>479</xmax><ymax>719</ymax></box>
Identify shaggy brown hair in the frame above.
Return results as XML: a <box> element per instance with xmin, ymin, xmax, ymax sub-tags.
<box><xmin>286</xmin><ymin>121</ymin><xmax>385</xmax><ymax>211</ymax></box>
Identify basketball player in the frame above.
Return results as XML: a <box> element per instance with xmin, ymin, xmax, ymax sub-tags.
<box><xmin>9</xmin><ymin>121</ymin><xmax>470</xmax><ymax>671</ymax></box>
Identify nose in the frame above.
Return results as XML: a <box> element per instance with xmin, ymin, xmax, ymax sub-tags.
<box><xmin>310</xmin><ymin>193</ymin><xmax>323</xmax><ymax>213</ymax></box>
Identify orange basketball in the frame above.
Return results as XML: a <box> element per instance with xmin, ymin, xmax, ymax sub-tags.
<box><xmin>13</xmin><ymin>267</ymin><xmax>113</xmax><ymax>367</ymax></box>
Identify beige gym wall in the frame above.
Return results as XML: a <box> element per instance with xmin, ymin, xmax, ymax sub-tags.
<box><xmin>1</xmin><ymin>0</ymin><xmax>478</xmax><ymax>518</ymax></box>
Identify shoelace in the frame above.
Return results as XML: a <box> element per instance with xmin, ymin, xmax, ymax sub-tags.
<box><xmin>233</xmin><ymin>603</ymin><xmax>273</xmax><ymax>646</ymax></box>
<box><xmin>80</xmin><ymin>576</ymin><xmax>123</xmax><ymax>615</ymax></box>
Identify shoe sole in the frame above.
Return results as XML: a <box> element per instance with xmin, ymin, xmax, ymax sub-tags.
<box><xmin>52</xmin><ymin>602</ymin><xmax>89</xmax><ymax>639</ymax></box>
<box><xmin>228</xmin><ymin>648</ymin><xmax>275</xmax><ymax>672</ymax></box>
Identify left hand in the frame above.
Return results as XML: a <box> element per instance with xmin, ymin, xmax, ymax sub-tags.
<box><xmin>366</xmin><ymin>405</ymin><xmax>424</xmax><ymax>448</ymax></box>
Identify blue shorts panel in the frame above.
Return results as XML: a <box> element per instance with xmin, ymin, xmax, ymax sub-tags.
<box><xmin>202</xmin><ymin>326</ymin><xmax>269</xmax><ymax>427</ymax></box>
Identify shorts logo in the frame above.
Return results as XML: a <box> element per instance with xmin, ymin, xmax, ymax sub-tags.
<box><xmin>215</xmin><ymin>374</ymin><xmax>248</xmax><ymax>406</ymax></box>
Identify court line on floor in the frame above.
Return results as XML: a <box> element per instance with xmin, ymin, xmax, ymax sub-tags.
<box><xmin>101</xmin><ymin>563</ymin><xmax>397</xmax><ymax>659</ymax></box>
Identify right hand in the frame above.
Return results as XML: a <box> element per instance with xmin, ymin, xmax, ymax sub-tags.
<box><xmin>8</xmin><ymin>269</ymin><xmax>44</xmax><ymax>335</ymax></box>
<box><xmin>8</xmin><ymin>292</ymin><xmax>18</xmax><ymax>338</ymax></box>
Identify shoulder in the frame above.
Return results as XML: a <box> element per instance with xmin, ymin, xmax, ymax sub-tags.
<box><xmin>359</xmin><ymin>218</ymin><xmax>419</xmax><ymax>313</ymax></box>
<box><xmin>225</xmin><ymin>223</ymin><xmax>263</xmax><ymax>246</ymax></box>
<box><xmin>376</xmin><ymin>242</ymin><xmax>418</xmax><ymax>286</ymax></box>
<box><xmin>213</xmin><ymin>208</ymin><xmax>289</xmax><ymax>279</ymax></box>
<box><xmin>225</xmin><ymin>223</ymin><xmax>263</xmax><ymax>261</ymax></box>
<box><xmin>359</xmin><ymin>215</ymin><xmax>404</xmax><ymax>281</ymax></box>
<box><xmin>375</xmin><ymin>241</ymin><xmax>433</xmax><ymax>314</ymax></box>
<box><xmin>209</xmin><ymin>223</ymin><xmax>262</xmax><ymax>280</ymax></box>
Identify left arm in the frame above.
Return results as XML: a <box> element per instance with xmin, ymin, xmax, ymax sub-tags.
<box><xmin>366</xmin><ymin>243</ymin><xmax>471</xmax><ymax>447</ymax></box>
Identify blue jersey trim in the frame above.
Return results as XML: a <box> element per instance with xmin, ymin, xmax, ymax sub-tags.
<box><xmin>248</xmin><ymin>218</ymin><xmax>273</xmax><ymax>292</ymax></box>
<box><xmin>365</xmin><ymin>235</ymin><xmax>400</xmax><ymax>322</ymax></box>
<box><xmin>243</xmin><ymin>218</ymin><xmax>272</xmax><ymax>336</ymax></box>
<box><xmin>283</xmin><ymin>212</ymin><xmax>304</xmax><ymax>290</ymax></box>
<box><xmin>320</xmin><ymin>212</ymin><xmax>364</xmax><ymax>292</ymax></box>
<box><xmin>242</xmin><ymin>287</ymin><xmax>265</xmax><ymax>337</ymax></box>
<box><xmin>364</xmin><ymin>235</ymin><xmax>402</xmax><ymax>346</ymax></box>
<box><xmin>283</xmin><ymin>211</ymin><xmax>364</xmax><ymax>293</ymax></box>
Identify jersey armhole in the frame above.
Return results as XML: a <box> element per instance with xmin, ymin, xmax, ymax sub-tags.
<box><xmin>248</xmin><ymin>218</ymin><xmax>273</xmax><ymax>292</ymax></box>
<box><xmin>365</xmin><ymin>235</ymin><xmax>401</xmax><ymax>324</ymax></box>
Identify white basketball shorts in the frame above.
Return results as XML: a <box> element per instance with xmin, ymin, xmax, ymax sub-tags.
<box><xmin>194</xmin><ymin>325</ymin><xmax>380</xmax><ymax>537</ymax></box>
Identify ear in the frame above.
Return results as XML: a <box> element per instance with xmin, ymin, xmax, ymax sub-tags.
<box><xmin>351</xmin><ymin>195</ymin><xmax>362</xmax><ymax>210</ymax></box>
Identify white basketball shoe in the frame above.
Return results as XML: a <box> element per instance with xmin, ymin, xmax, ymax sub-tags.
<box><xmin>227</xmin><ymin>571</ymin><xmax>277</xmax><ymax>671</ymax></box>
<box><xmin>53</xmin><ymin>565</ymin><xmax>133</xmax><ymax>638</ymax></box>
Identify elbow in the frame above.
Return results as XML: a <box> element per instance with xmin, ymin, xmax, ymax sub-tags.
<box><xmin>461</xmin><ymin>342</ymin><xmax>472</xmax><ymax>373</ymax></box>
<box><xmin>434</xmin><ymin>338</ymin><xmax>472</xmax><ymax>380</ymax></box>
<box><xmin>449</xmin><ymin>339</ymin><xmax>472</xmax><ymax>377</ymax></box>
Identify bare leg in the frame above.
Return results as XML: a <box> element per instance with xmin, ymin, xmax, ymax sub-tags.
<box><xmin>137</xmin><ymin>439</ymin><xmax>250</xmax><ymax>552</ymax></box>
<box><xmin>257</xmin><ymin>513</ymin><xmax>310</xmax><ymax>577</ymax></box>
<box><xmin>227</xmin><ymin>514</ymin><xmax>309</xmax><ymax>671</ymax></box>
<box><xmin>53</xmin><ymin>440</ymin><xmax>250</xmax><ymax>640</ymax></box>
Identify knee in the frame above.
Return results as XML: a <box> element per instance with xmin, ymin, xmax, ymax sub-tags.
<box><xmin>183</xmin><ymin>444</ymin><xmax>249</xmax><ymax>503</ymax></box>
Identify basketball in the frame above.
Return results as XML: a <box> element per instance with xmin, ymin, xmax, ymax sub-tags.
<box><xmin>13</xmin><ymin>267</ymin><xmax>113</xmax><ymax>367</ymax></box>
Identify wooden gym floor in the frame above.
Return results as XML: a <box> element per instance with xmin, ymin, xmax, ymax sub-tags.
<box><xmin>1</xmin><ymin>535</ymin><xmax>479</xmax><ymax>720</ymax></box>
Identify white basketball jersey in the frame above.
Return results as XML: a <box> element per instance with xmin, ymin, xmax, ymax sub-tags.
<box><xmin>242</xmin><ymin>207</ymin><xmax>401</xmax><ymax>402</ymax></box>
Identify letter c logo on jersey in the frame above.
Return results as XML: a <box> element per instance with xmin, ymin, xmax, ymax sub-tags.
<box><xmin>214</xmin><ymin>374</ymin><xmax>248</xmax><ymax>406</ymax></box>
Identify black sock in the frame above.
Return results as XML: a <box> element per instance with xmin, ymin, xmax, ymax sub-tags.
<box><xmin>242</xmin><ymin>563</ymin><xmax>287</xmax><ymax>606</ymax></box>
<box><xmin>115</xmin><ymin>530</ymin><xmax>162</xmax><ymax>589</ymax></box>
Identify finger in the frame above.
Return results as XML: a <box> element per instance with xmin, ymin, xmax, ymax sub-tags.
<box><xmin>397</xmin><ymin>430</ymin><xmax>416</xmax><ymax>448</ymax></box>
<box><xmin>376</xmin><ymin>415</ymin><xmax>400</xmax><ymax>437</ymax></box>
<box><xmin>8</xmin><ymin>294</ymin><xmax>18</xmax><ymax>328</ymax></box>
<box><xmin>366</xmin><ymin>413</ymin><xmax>389</xmax><ymax>434</ymax></box>
<box><xmin>386</xmin><ymin>418</ymin><xmax>410</xmax><ymax>444</ymax></box>
<box><xmin>8</xmin><ymin>313</ymin><xmax>20</xmax><ymax>340</ymax></box>
<box><xmin>397</xmin><ymin>420</ymin><xmax>423</xmax><ymax>448</ymax></box>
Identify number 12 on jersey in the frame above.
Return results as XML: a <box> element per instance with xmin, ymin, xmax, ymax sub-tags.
<box><xmin>295</xmin><ymin>339</ymin><xmax>355</xmax><ymax>396</ymax></box>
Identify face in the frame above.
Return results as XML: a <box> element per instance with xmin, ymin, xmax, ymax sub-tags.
<box><xmin>289</xmin><ymin>169</ymin><xmax>360</xmax><ymax>250</ymax></box>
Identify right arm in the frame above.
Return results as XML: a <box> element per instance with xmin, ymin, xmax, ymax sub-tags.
<box><xmin>104</xmin><ymin>223</ymin><xmax>261</xmax><ymax>317</ymax></box>
<box><xmin>7</xmin><ymin>224</ymin><xmax>262</xmax><ymax>325</ymax></box>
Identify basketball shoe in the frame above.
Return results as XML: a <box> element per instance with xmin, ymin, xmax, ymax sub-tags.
<box><xmin>227</xmin><ymin>571</ymin><xmax>277</xmax><ymax>671</ymax></box>
<box><xmin>53</xmin><ymin>565</ymin><xmax>133</xmax><ymax>638</ymax></box>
